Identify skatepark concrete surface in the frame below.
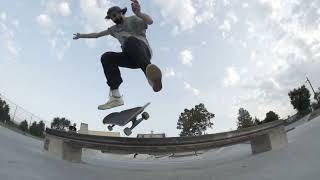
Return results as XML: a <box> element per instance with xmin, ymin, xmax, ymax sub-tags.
<box><xmin>1</xmin><ymin>116</ymin><xmax>320</xmax><ymax>180</ymax></box>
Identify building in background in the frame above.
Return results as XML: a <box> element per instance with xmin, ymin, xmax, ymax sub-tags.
<box><xmin>79</xmin><ymin>123</ymin><xmax>120</xmax><ymax>137</ymax></box>
<box><xmin>137</xmin><ymin>131</ymin><xmax>166</xmax><ymax>138</ymax></box>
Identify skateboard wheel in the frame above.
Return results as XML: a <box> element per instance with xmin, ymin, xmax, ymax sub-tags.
<box><xmin>124</xmin><ymin>128</ymin><xmax>132</xmax><ymax>136</ymax></box>
<box><xmin>142</xmin><ymin>112</ymin><xmax>150</xmax><ymax>120</ymax></box>
<box><xmin>107</xmin><ymin>125</ymin><xmax>113</xmax><ymax>131</ymax></box>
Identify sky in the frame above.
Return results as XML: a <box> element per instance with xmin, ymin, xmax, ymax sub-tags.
<box><xmin>0</xmin><ymin>0</ymin><xmax>319</xmax><ymax>137</ymax></box>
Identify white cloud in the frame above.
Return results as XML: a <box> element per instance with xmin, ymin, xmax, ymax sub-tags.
<box><xmin>223</xmin><ymin>66</ymin><xmax>240</xmax><ymax>87</ymax></box>
<box><xmin>12</xmin><ymin>20</ymin><xmax>19</xmax><ymax>28</ymax></box>
<box><xmin>58</xmin><ymin>2</ymin><xmax>71</xmax><ymax>16</ymax></box>
<box><xmin>79</xmin><ymin>0</ymin><xmax>115</xmax><ymax>48</ymax></box>
<box><xmin>153</xmin><ymin>0</ymin><xmax>215</xmax><ymax>33</ymax></box>
<box><xmin>36</xmin><ymin>14</ymin><xmax>55</xmax><ymax>33</ymax></box>
<box><xmin>218</xmin><ymin>11</ymin><xmax>239</xmax><ymax>39</ymax></box>
<box><xmin>44</xmin><ymin>1</ymin><xmax>71</xmax><ymax>17</ymax></box>
<box><xmin>0</xmin><ymin>13</ymin><xmax>19</xmax><ymax>61</ymax></box>
<box><xmin>184</xmin><ymin>82</ymin><xmax>200</xmax><ymax>96</ymax></box>
<box><xmin>242</xmin><ymin>3</ymin><xmax>249</xmax><ymax>8</ymax></box>
<box><xmin>164</xmin><ymin>67</ymin><xmax>176</xmax><ymax>78</ymax></box>
<box><xmin>179</xmin><ymin>49</ymin><xmax>193</xmax><ymax>66</ymax></box>
<box><xmin>36</xmin><ymin>13</ymin><xmax>71</xmax><ymax>60</ymax></box>
<box><xmin>250</xmin><ymin>51</ymin><xmax>257</xmax><ymax>61</ymax></box>
<box><xmin>1</xmin><ymin>12</ymin><xmax>7</xmax><ymax>21</ymax></box>
<box><xmin>37</xmin><ymin>1</ymin><xmax>75</xmax><ymax>60</ymax></box>
<box><xmin>219</xmin><ymin>20</ymin><xmax>231</xmax><ymax>32</ymax></box>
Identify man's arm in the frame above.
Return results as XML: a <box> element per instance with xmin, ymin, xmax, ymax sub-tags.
<box><xmin>131</xmin><ymin>0</ymin><xmax>153</xmax><ymax>25</ymax></box>
<box><xmin>73</xmin><ymin>29</ymin><xmax>111</xmax><ymax>39</ymax></box>
<box><xmin>136</xmin><ymin>12</ymin><xmax>153</xmax><ymax>25</ymax></box>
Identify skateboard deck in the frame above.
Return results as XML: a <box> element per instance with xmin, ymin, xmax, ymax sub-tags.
<box><xmin>103</xmin><ymin>102</ymin><xmax>151</xmax><ymax>136</ymax></box>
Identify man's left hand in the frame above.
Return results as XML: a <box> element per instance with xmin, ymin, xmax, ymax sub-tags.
<box><xmin>131</xmin><ymin>0</ymin><xmax>141</xmax><ymax>16</ymax></box>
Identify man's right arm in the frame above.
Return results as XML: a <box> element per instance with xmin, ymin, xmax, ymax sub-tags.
<box><xmin>73</xmin><ymin>29</ymin><xmax>111</xmax><ymax>39</ymax></box>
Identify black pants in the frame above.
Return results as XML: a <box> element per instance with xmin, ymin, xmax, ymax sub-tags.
<box><xmin>101</xmin><ymin>37</ymin><xmax>151</xmax><ymax>90</ymax></box>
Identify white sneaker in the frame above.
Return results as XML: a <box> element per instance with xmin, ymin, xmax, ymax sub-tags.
<box><xmin>146</xmin><ymin>64</ymin><xmax>162</xmax><ymax>92</ymax></box>
<box><xmin>98</xmin><ymin>95</ymin><xmax>124</xmax><ymax>110</ymax></box>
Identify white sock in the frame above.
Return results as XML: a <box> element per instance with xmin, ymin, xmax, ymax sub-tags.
<box><xmin>111</xmin><ymin>89</ymin><xmax>121</xmax><ymax>97</ymax></box>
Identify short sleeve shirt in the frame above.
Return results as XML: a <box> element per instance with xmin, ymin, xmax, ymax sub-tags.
<box><xmin>108</xmin><ymin>15</ymin><xmax>152</xmax><ymax>55</ymax></box>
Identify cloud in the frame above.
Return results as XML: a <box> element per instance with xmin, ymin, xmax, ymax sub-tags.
<box><xmin>12</xmin><ymin>20</ymin><xmax>19</xmax><ymax>28</ymax></box>
<box><xmin>164</xmin><ymin>67</ymin><xmax>176</xmax><ymax>78</ymax></box>
<box><xmin>44</xmin><ymin>1</ymin><xmax>71</xmax><ymax>17</ymax></box>
<box><xmin>242</xmin><ymin>3</ymin><xmax>249</xmax><ymax>8</ymax></box>
<box><xmin>58</xmin><ymin>2</ymin><xmax>71</xmax><ymax>16</ymax></box>
<box><xmin>153</xmin><ymin>0</ymin><xmax>215</xmax><ymax>33</ymax></box>
<box><xmin>79</xmin><ymin>0</ymin><xmax>116</xmax><ymax>48</ymax></box>
<box><xmin>218</xmin><ymin>11</ymin><xmax>239</xmax><ymax>39</ymax></box>
<box><xmin>36</xmin><ymin>1</ymin><xmax>75</xmax><ymax>60</ymax></box>
<box><xmin>179</xmin><ymin>49</ymin><xmax>193</xmax><ymax>66</ymax></box>
<box><xmin>36</xmin><ymin>14</ymin><xmax>71</xmax><ymax>60</ymax></box>
<box><xmin>1</xmin><ymin>12</ymin><xmax>7</xmax><ymax>21</ymax></box>
<box><xmin>223</xmin><ymin>66</ymin><xmax>240</xmax><ymax>87</ymax></box>
<box><xmin>36</xmin><ymin>14</ymin><xmax>55</xmax><ymax>33</ymax></box>
<box><xmin>0</xmin><ymin>12</ymin><xmax>19</xmax><ymax>61</ymax></box>
<box><xmin>184</xmin><ymin>82</ymin><xmax>200</xmax><ymax>96</ymax></box>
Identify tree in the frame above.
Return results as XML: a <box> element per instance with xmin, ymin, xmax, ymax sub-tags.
<box><xmin>237</xmin><ymin>108</ymin><xmax>254</xmax><ymax>129</ymax></box>
<box><xmin>288</xmin><ymin>85</ymin><xmax>312</xmax><ymax>115</ymax></box>
<box><xmin>254</xmin><ymin>117</ymin><xmax>262</xmax><ymax>125</ymax></box>
<box><xmin>264</xmin><ymin>111</ymin><xmax>280</xmax><ymax>123</ymax></box>
<box><xmin>177</xmin><ymin>103</ymin><xmax>215</xmax><ymax>137</ymax></box>
<box><xmin>50</xmin><ymin>117</ymin><xmax>71</xmax><ymax>131</ymax></box>
<box><xmin>19</xmin><ymin>120</ymin><xmax>29</xmax><ymax>132</ymax></box>
<box><xmin>29</xmin><ymin>121</ymin><xmax>45</xmax><ymax>137</ymax></box>
<box><xmin>0</xmin><ymin>98</ymin><xmax>11</xmax><ymax>123</ymax></box>
<box><xmin>37</xmin><ymin>121</ymin><xmax>45</xmax><ymax>137</ymax></box>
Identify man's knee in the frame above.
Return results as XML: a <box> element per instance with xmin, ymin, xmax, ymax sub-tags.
<box><xmin>101</xmin><ymin>52</ymin><xmax>116</xmax><ymax>65</ymax></box>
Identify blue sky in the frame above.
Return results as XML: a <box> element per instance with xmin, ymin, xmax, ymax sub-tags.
<box><xmin>1</xmin><ymin>0</ymin><xmax>319</xmax><ymax>137</ymax></box>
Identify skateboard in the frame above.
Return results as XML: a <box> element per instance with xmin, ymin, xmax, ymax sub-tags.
<box><xmin>102</xmin><ymin>102</ymin><xmax>151</xmax><ymax>136</ymax></box>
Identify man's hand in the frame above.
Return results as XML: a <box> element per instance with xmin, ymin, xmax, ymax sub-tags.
<box><xmin>131</xmin><ymin>0</ymin><xmax>141</xmax><ymax>16</ymax></box>
<box><xmin>73</xmin><ymin>33</ymin><xmax>81</xmax><ymax>40</ymax></box>
<box><xmin>131</xmin><ymin>0</ymin><xmax>153</xmax><ymax>25</ymax></box>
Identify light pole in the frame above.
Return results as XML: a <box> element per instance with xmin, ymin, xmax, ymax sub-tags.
<box><xmin>306</xmin><ymin>75</ymin><xmax>319</xmax><ymax>102</ymax></box>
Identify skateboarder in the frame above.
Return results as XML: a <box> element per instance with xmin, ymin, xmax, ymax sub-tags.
<box><xmin>73</xmin><ymin>0</ymin><xmax>162</xmax><ymax>110</ymax></box>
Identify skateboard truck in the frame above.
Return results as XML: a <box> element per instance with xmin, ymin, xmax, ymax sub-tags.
<box><xmin>123</xmin><ymin>112</ymin><xmax>150</xmax><ymax>136</ymax></box>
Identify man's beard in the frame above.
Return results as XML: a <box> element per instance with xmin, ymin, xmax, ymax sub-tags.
<box><xmin>114</xmin><ymin>17</ymin><xmax>123</xmax><ymax>25</ymax></box>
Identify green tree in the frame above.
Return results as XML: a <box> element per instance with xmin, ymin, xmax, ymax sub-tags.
<box><xmin>29</xmin><ymin>121</ymin><xmax>45</xmax><ymax>137</ymax></box>
<box><xmin>177</xmin><ymin>103</ymin><xmax>215</xmax><ymax>137</ymax></box>
<box><xmin>264</xmin><ymin>111</ymin><xmax>280</xmax><ymax>123</ymax></box>
<box><xmin>254</xmin><ymin>117</ymin><xmax>262</xmax><ymax>125</ymax></box>
<box><xmin>19</xmin><ymin>120</ymin><xmax>29</xmax><ymax>132</ymax></box>
<box><xmin>288</xmin><ymin>85</ymin><xmax>312</xmax><ymax>115</ymax></box>
<box><xmin>50</xmin><ymin>117</ymin><xmax>71</xmax><ymax>131</ymax></box>
<box><xmin>29</xmin><ymin>121</ymin><xmax>39</xmax><ymax>136</ymax></box>
<box><xmin>37</xmin><ymin>121</ymin><xmax>45</xmax><ymax>137</ymax></box>
<box><xmin>0</xmin><ymin>98</ymin><xmax>11</xmax><ymax>123</ymax></box>
<box><xmin>237</xmin><ymin>108</ymin><xmax>254</xmax><ymax>129</ymax></box>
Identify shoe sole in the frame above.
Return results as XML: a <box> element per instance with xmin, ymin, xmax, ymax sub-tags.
<box><xmin>98</xmin><ymin>102</ymin><xmax>124</xmax><ymax>110</ymax></box>
<box><xmin>146</xmin><ymin>64</ymin><xmax>162</xmax><ymax>92</ymax></box>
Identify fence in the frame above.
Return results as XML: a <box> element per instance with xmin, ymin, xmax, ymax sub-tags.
<box><xmin>0</xmin><ymin>93</ymin><xmax>50</xmax><ymax>128</ymax></box>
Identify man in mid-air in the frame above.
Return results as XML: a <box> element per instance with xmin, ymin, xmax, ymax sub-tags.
<box><xmin>73</xmin><ymin>0</ymin><xmax>162</xmax><ymax>110</ymax></box>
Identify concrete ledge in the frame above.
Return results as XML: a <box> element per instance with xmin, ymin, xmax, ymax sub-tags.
<box><xmin>44</xmin><ymin>135</ymin><xmax>82</xmax><ymax>162</ymax></box>
<box><xmin>251</xmin><ymin>125</ymin><xmax>288</xmax><ymax>154</ymax></box>
<box><xmin>44</xmin><ymin>120</ymin><xmax>288</xmax><ymax>161</ymax></box>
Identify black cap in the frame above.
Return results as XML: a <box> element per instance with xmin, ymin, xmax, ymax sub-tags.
<box><xmin>105</xmin><ymin>6</ymin><xmax>127</xmax><ymax>19</ymax></box>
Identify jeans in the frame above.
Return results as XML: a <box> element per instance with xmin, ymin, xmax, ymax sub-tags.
<box><xmin>101</xmin><ymin>36</ymin><xmax>151</xmax><ymax>90</ymax></box>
